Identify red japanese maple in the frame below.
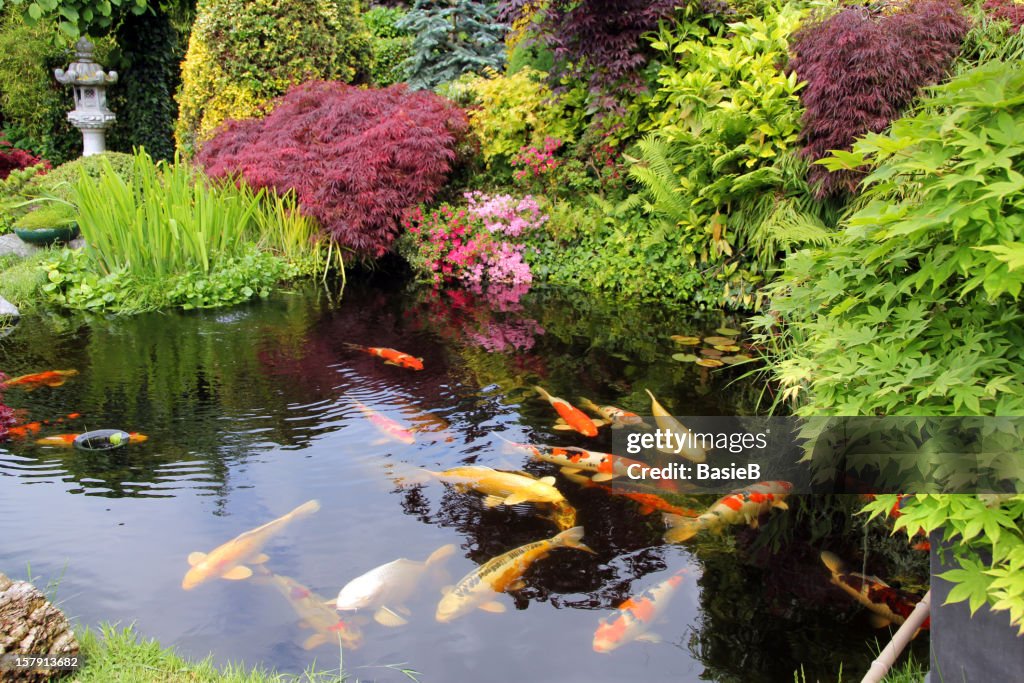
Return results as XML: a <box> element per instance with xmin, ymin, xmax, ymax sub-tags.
<box><xmin>197</xmin><ymin>81</ymin><xmax>469</xmax><ymax>258</ymax></box>
<box><xmin>0</xmin><ymin>137</ymin><xmax>49</xmax><ymax>180</ymax></box>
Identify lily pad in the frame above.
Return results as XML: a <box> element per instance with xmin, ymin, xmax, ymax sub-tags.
<box><xmin>703</xmin><ymin>336</ymin><xmax>736</xmax><ymax>346</ymax></box>
<box><xmin>695</xmin><ymin>358</ymin><xmax>724</xmax><ymax>368</ymax></box>
<box><xmin>671</xmin><ymin>353</ymin><xmax>699</xmax><ymax>363</ymax></box>
<box><xmin>670</xmin><ymin>335</ymin><xmax>701</xmax><ymax>345</ymax></box>
<box><xmin>716</xmin><ymin>327</ymin><xmax>741</xmax><ymax>336</ymax></box>
<box><xmin>700</xmin><ymin>348</ymin><xmax>723</xmax><ymax>357</ymax></box>
<box><xmin>714</xmin><ymin>344</ymin><xmax>741</xmax><ymax>352</ymax></box>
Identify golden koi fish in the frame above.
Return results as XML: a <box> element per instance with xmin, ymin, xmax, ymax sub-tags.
<box><xmin>182</xmin><ymin>499</ymin><xmax>320</xmax><ymax>590</ymax></box>
<box><xmin>435</xmin><ymin>526</ymin><xmax>595</xmax><ymax>623</ymax></box>
<box><xmin>352</xmin><ymin>399</ymin><xmax>416</xmax><ymax>445</ymax></box>
<box><xmin>433</xmin><ymin>465</ymin><xmax>566</xmax><ymax>508</ymax></box>
<box><xmin>663</xmin><ymin>481</ymin><xmax>791</xmax><ymax>543</ymax></box>
<box><xmin>593</xmin><ymin>568</ymin><xmax>689</xmax><ymax>652</ymax></box>
<box><xmin>579</xmin><ymin>398</ymin><xmax>646</xmax><ymax>429</ymax></box>
<box><xmin>254</xmin><ymin>567</ymin><xmax>363</xmax><ymax>650</ymax></box>
<box><xmin>820</xmin><ymin>552</ymin><xmax>928</xmax><ymax>631</ymax></box>
<box><xmin>335</xmin><ymin>543</ymin><xmax>456</xmax><ymax>627</ymax></box>
<box><xmin>645</xmin><ymin>389</ymin><xmax>707</xmax><ymax>463</ymax></box>
<box><xmin>535</xmin><ymin>386</ymin><xmax>604</xmax><ymax>437</ymax></box>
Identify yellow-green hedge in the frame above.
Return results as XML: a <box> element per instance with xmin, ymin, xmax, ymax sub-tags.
<box><xmin>175</xmin><ymin>0</ymin><xmax>372</xmax><ymax>156</ymax></box>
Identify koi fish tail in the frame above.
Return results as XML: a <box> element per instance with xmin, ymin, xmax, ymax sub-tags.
<box><xmin>425</xmin><ymin>543</ymin><xmax>457</xmax><ymax>568</ymax></box>
<box><xmin>553</xmin><ymin>526</ymin><xmax>596</xmax><ymax>554</ymax></box>
<box><xmin>820</xmin><ymin>551</ymin><xmax>844</xmax><ymax>576</ymax></box>
<box><xmin>534</xmin><ymin>386</ymin><xmax>553</xmax><ymax>402</ymax></box>
<box><xmin>578</xmin><ymin>397</ymin><xmax>602</xmax><ymax>415</ymax></box>
<box><xmin>344</xmin><ymin>343</ymin><xmax>367</xmax><ymax>353</ymax></box>
<box><xmin>663</xmin><ymin>514</ymin><xmax>703</xmax><ymax>543</ymax></box>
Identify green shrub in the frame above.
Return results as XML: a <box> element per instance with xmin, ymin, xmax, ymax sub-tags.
<box><xmin>14</xmin><ymin>204</ymin><xmax>76</xmax><ymax>229</ymax></box>
<box><xmin>0</xmin><ymin>164</ymin><xmax>47</xmax><ymax>233</ymax></box>
<box><xmin>0</xmin><ymin>250</ymin><xmax>50</xmax><ymax>310</ymax></box>
<box><xmin>175</xmin><ymin>0</ymin><xmax>372</xmax><ymax>156</ymax></box>
<box><xmin>365</xmin><ymin>6</ymin><xmax>414</xmax><ymax>86</ymax></box>
<box><xmin>23</xmin><ymin>152</ymin><xmax>134</xmax><ymax>203</ymax></box>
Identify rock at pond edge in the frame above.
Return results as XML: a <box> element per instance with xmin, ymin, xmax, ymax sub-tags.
<box><xmin>0</xmin><ymin>572</ymin><xmax>80</xmax><ymax>682</ymax></box>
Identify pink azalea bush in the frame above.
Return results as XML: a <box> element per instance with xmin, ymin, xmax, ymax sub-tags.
<box><xmin>399</xmin><ymin>192</ymin><xmax>548</xmax><ymax>286</ymax></box>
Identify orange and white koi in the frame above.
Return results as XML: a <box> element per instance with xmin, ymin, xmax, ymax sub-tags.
<box><xmin>352</xmin><ymin>399</ymin><xmax>416</xmax><ymax>445</ymax></box>
<box><xmin>535</xmin><ymin>386</ymin><xmax>603</xmax><ymax>437</ymax></box>
<box><xmin>35</xmin><ymin>432</ymin><xmax>148</xmax><ymax>447</ymax></box>
<box><xmin>645</xmin><ymin>389</ymin><xmax>706</xmax><ymax>463</ymax></box>
<box><xmin>820</xmin><ymin>551</ymin><xmax>929</xmax><ymax>631</ymax></box>
<box><xmin>2</xmin><ymin>369</ymin><xmax>78</xmax><ymax>390</ymax></box>
<box><xmin>182</xmin><ymin>499</ymin><xmax>320</xmax><ymax>590</ymax></box>
<box><xmin>579</xmin><ymin>398</ymin><xmax>645</xmax><ymax>429</ymax></box>
<box><xmin>504</xmin><ymin>439</ymin><xmax>628</xmax><ymax>484</ymax></box>
<box><xmin>663</xmin><ymin>481</ymin><xmax>792</xmax><ymax>543</ymax></box>
<box><xmin>435</xmin><ymin>526</ymin><xmax>594</xmax><ymax>623</ymax></box>
<box><xmin>346</xmin><ymin>344</ymin><xmax>423</xmax><ymax>371</ymax></box>
<box><xmin>253</xmin><ymin>567</ymin><xmax>363</xmax><ymax>650</ymax></box>
<box><xmin>593</xmin><ymin>568</ymin><xmax>689</xmax><ymax>652</ymax></box>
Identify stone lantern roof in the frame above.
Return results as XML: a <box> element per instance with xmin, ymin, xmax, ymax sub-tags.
<box><xmin>54</xmin><ymin>38</ymin><xmax>118</xmax><ymax>87</ymax></box>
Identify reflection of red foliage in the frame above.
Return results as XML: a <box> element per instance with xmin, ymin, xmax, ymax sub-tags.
<box><xmin>0</xmin><ymin>373</ymin><xmax>16</xmax><ymax>441</ymax></box>
<box><xmin>407</xmin><ymin>284</ymin><xmax>545</xmax><ymax>354</ymax></box>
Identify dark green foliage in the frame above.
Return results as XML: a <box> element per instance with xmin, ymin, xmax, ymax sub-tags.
<box><xmin>23</xmin><ymin>151</ymin><xmax>134</xmax><ymax>202</ymax></box>
<box><xmin>506</xmin><ymin>37</ymin><xmax>553</xmax><ymax>74</ymax></box>
<box><xmin>106</xmin><ymin>9</ymin><xmax>183</xmax><ymax>161</ymax></box>
<box><xmin>365</xmin><ymin>5</ymin><xmax>414</xmax><ymax>86</ymax></box>
<box><xmin>397</xmin><ymin>0</ymin><xmax>506</xmax><ymax>90</ymax></box>
<box><xmin>0</xmin><ymin>0</ymin><xmax>147</xmax><ymax>36</ymax></box>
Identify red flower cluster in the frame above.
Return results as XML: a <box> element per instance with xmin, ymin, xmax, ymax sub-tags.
<box><xmin>0</xmin><ymin>137</ymin><xmax>49</xmax><ymax>180</ymax></box>
<box><xmin>197</xmin><ymin>81</ymin><xmax>469</xmax><ymax>259</ymax></box>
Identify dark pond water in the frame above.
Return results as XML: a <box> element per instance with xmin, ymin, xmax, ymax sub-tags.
<box><xmin>0</xmin><ymin>281</ymin><xmax>927</xmax><ymax>682</ymax></box>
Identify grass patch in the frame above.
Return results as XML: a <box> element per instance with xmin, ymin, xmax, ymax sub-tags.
<box><xmin>75</xmin><ymin>623</ymin><xmax>421</xmax><ymax>683</ymax></box>
<box><xmin>0</xmin><ymin>250</ymin><xmax>50</xmax><ymax>311</ymax></box>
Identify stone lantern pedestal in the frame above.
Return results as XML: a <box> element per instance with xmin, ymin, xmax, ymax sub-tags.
<box><xmin>54</xmin><ymin>38</ymin><xmax>117</xmax><ymax>157</ymax></box>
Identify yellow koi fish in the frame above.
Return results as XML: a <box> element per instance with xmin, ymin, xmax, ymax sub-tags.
<box><xmin>663</xmin><ymin>481</ymin><xmax>791</xmax><ymax>543</ymax></box>
<box><xmin>433</xmin><ymin>465</ymin><xmax>566</xmax><ymax>508</ymax></box>
<box><xmin>435</xmin><ymin>527</ymin><xmax>595</xmax><ymax>623</ymax></box>
<box><xmin>335</xmin><ymin>543</ymin><xmax>457</xmax><ymax>627</ymax></box>
<box><xmin>593</xmin><ymin>568</ymin><xmax>689</xmax><ymax>652</ymax></box>
<box><xmin>644</xmin><ymin>389</ymin><xmax>707</xmax><ymax>463</ymax></box>
<box><xmin>182</xmin><ymin>500</ymin><xmax>320</xmax><ymax>590</ymax></box>
<box><xmin>352</xmin><ymin>399</ymin><xmax>416</xmax><ymax>445</ymax></box>
<box><xmin>254</xmin><ymin>568</ymin><xmax>363</xmax><ymax>650</ymax></box>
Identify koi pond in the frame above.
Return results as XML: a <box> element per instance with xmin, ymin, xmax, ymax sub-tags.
<box><xmin>0</xmin><ymin>281</ymin><xmax>928</xmax><ymax>682</ymax></box>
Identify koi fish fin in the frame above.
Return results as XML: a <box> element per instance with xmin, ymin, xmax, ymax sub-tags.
<box><xmin>384</xmin><ymin>361</ymin><xmax>398</xmax><ymax>366</ymax></box>
<box><xmin>441</xmin><ymin>585</ymin><xmax>455</xmax><ymax>596</ymax></box>
<box><xmin>478</xmin><ymin>601</ymin><xmax>507</xmax><ymax>614</ymax></box>
<box><xmin>187</xmin><ymin>552</ymin><xmax>207</xmax><ymax>566</ymax></box>
<box><xmin>503</xmin><ymin>492</ymin><xmax>531</xmax><ymax>506</ymax></box>
<box><xmin>483</xmin><ymin>495</ymin><xmax>506</xmax><ymax>508</ymax></box>
<box><xmin>773</xmin><ymin>500</ymin><xmax>789</xmax><ymax>510</ymax></box>
<box><xmin>538</xmin><ymin>476</ymin><xmax>556</xmax><ymax>486</ymax></box>
<box><xmin>553</xmin><ymin>424</ymin><xmax>575</xmax><ymax>431</ymax></box>
<box><xmin>610</xmin><ymin>422</ymin><xmax>624</xmax><ymax>429</ymax></box>
<box><xmin>396</xmin><ymin>605</ymin><xmax>412</xmax><ymax>616</ymax></box>
<box><xmin>425</xmin><ymin>543</ymin><xmax>457</xmax><ymax>567</ymax></box>
<box><xmin>635</xmin><ymin>632</ymin><xmax>663</xmax><ymax>644</ymax></box>
<box><xmin>553</xmin><ymin>526</ymin><xmax>596</xmax><ymax>554</ymax></box>
<box><xmin>749</xmin><ymin>517</ymin><xmax>760</xmax><ymax>530</ymax></box>
<box><xmin>868</xmin><ymin>613</ymin><xmax>892</xmax><ymax>629</ymax></box>
<box><xmin>591</xmin><ymin>418</ymin><xmax>607</xmax><ymax>427</ymax></box>
<box><xmin>222</xmin><ymin>566</ymin><xmax>253</xmax><ymax>580</ymax></box>
<box><xmin>562</xmin><ymin>470</ymin><xmax>592</xmax><ymax>485</ymax></box>
<box><xmin>820</xmin><ymin>551</ymin><xmax>844</xmax><ymax>575</ymax></box>
<box><xmin>639</xmin><ymin>504</ymin><xmax>655</xmax><ymax>515</ymax></box>
<box><xmin>534</xmin><ymin>386</ymin><xmax>553</xmax><ymax>402</ymax></box>
<box><xmin>374</xmin><ymin>606</ymin><xmax>409</xmax><ymax>627</ymax></box>
<box><xmin>663</xmin><ymin>515</ymin><xmax>701</xmax><ymax>543</ymax></box>
<box><xmin>302</xmin><ymin>633</ymin><xmax>329</xmax><ymax>650</ymax></box>
<box><xmin>506</xmin><ymin>580</ymin><xmax>527</xmax><ymax>591</ymax></box>
<box><xmin>251</xmin><ymin>553</ymin><xmax>270</xmax><ymax>564</ymax></box>
<box><xmin>591</xmin><ymin>473</ymin><xmax>615</xmax><ymax>483</ymax></box>
<box><xmin>560</xmin><ymin>466</ymin><xmax>584</xmax><ymax>477</ymax></box>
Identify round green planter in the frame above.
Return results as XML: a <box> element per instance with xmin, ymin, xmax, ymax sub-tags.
<box><xmin>14</xmin><ymin>224</ymin><xmax>79</xmax><ymax>246</ymax></box>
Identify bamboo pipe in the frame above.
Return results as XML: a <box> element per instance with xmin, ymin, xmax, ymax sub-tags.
<box><xmin>860</xmin><ymin>589</ymin><xmax>932</xmax><ymax>683</ymax></box>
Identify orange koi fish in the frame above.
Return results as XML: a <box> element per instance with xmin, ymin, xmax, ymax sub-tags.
<box><xmin>352</xmin><ymin>399</ymin><xmax>416</xmax><ymax>445</ymax></box>
<box><xmin>579</xmin><ymin>398</ymin><xmax>646</xmax><ymax>429</ymax></box>
<box><xmin>593</xmin><ymin>568</ymin><xmax>689</xmax><ymax>652</ymax></box>
<box><xmin>663</xmin><ymin>480</ymin><xmax>792</xmax><ymax>543</ymax></box>
<box><xmin>346</xmin><ymin>344</ymin><xmax>423</xmax><ymax>371</ymax></box>
<box><xmin>558</xmin><ymin>468</ymin><xmax>698</xmax><ymax>517</ymax></box>
<box><xmin>253</xmin><ymin>567</ymin><xmax>363</xmax><ymax>650</ymax></box>
<box><xmin>35</xmin><ymin>432</ymin><xmax>148</xmax><ymax>447</ymax></box>
<box><xmin>2</xmin><ymin>369</ymin><xmax>78</xmax><ymax>390</ymax></box>
<box><xmin>7</xmin><ymin>421</ymin><xmax>42</xmax><ymax>439</ymax></box>
<box><xmin>435</xmin><ymin>527</ymin><xmax>595</xmax><ymax>623</ymax></box>
<box><xmin>182</xmin><ymin>500</ymin><xmax>320</xmax><ymax>590</ymax></box>
<box><xmin>820</xmin><ymin>551</ymin><xmax>929</xmax><ymax>631</ymax></box>
<box><xmin>535</xmin><ymin>386</ymin><xmax>603</xmax><ymax>437</ymax></box>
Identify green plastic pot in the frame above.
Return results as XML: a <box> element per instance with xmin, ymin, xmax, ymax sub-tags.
<box><xmin>13</xmin><ymin>224</ymin><xmax>79</xmax><ymax>246</ymax></box>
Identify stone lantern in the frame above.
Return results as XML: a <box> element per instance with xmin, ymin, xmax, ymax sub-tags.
<box><xmin>54</xmin><ymin>38</ymin><xmax>118</xmax><ymax>157</ymax></box>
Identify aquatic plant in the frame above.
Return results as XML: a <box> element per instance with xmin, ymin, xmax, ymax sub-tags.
<box><xmin>197</xmin><ymin>81</ymin><xmax>468</xmax><ymax>260</ymax></box>
<box><xmin>788</xmin><ymin>0</ymin><xmax>969</xmax><ymax>196</ymax></box>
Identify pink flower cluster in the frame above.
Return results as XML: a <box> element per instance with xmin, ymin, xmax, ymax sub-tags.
<box><xmin>511</xmin><ymin>137</ymin><xmax>563</xmax><ymax>182</ymax></box>
<box><xmin>464</xmin><ymin>191</ymin><xmax>548</xmax><ymax>238</ymax></box>
<box><xmin>403</xmin><ymin>193</ymin><xmax>547</xmax><ymax>287</ymax></box>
